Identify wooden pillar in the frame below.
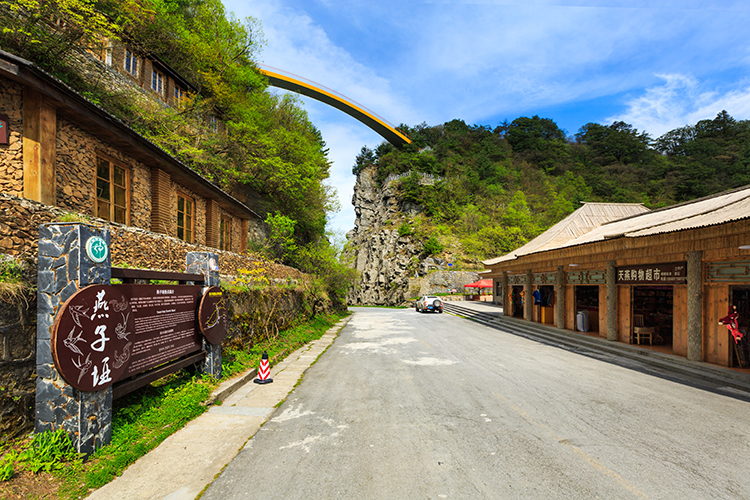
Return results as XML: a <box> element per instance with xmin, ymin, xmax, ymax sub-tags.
<box><xmin>501</xmin><ymin>272</ymin><xmax>508</xmax><ymax>316</ymax></box>
<box><xmin>240</xmin><ymin>218</ymin><xmax>248</xmax><ymax>253</ymax></box>
<box><xmin>687</xmin><ymin>251</ymin><xmax>703</xmax><ymax>361</ymax></box>
<box><xmin>23</xmin><ymin>88</ymin><xmax>56</xmax><ymax>205</ymax></box>
<box><xmin>606</xmin><ymin>260</ymin><xmax>617</xmax><ymax>341</ymax></box>
<box><xmin>150</xmin><ymin>168</ymin><xmax>171</xmax><ymax>234</ymax></box>
<box><xmin>525</xmin><ymin>269</ymin><xmax>533</xmax><ymax>321</ymax></box>
<box><xmin>205</xmin><ymin>199</ymin><xmax>219</xmax><ymax>249</ymax></box>
<box><xmin>556</xmin><ymin>266</ymin><xmax>565</xmax><ymax>329</ymax></box>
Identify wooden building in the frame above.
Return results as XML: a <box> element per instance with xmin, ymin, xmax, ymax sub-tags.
<box><xmin>483</xmin><ymin>188</ymin><xmax>750</xmax><ymax>368</ymax></box>
<box><xmin>0</xmin><ymin>48</ymin><xmax>261</xmax><ymax>254</ymax></box>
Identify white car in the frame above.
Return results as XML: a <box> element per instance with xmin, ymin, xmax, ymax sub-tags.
<box><xmin>415</xmin><ymin>295</ymin><xmax>443</xmax><ymax>313</ymax></box>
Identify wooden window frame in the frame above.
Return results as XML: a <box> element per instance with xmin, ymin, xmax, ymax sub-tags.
<box><xmin>89</xmin><ymin>39</ymin><xmax>112</xmax><ymax>66</ymax></box>
<box><xmin>151</xmin><ymin>68</ymin><xmax>164</xmax><ymax>95</ymax></box>
<box><xmin>177</xmin><ymin>193</ymin><xmax>195</xmax><ymax>243</ymax></box>
<box><xmin>220</xmin><ymin>216</ymin><xmax>231</xmax><ymax>251</ymax></box>
<box><xmin>124</xmin><ymin>49</ymin><xmax>138</xmax><ymax>77</ymax></box>
<box><xmin>174</xmin><ymin>86</ymin><xmax>184</xmax><ymax>106</ymax></box>
<box><xmin>95</xmin><ymin>152</ymin><xmax>130</xmax><ymax>225</ymax></box>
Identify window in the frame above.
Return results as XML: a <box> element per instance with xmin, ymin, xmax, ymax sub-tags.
<box><xmin>89</xmin><ymin>39</ymin><xmax>112</xmax><ymax>66</ymax></box>
<box><xmin>209</xmin><ymin>115</ymin><xmax>218</xmax><ymax>133</ymax></box>
<box><xmin>96</xmin><ymin>155</ymin><xmax>129</xmax><ymax>224</ymax></box>
<box><xmin>177</xmin><ymin>194</ymin><xmax>194</xmax><ymax>243</ymax></box>
<box><xmin>151</xmin><ymin>68</ymin><xmax>164</xmax><ymax>95</ymax></box>
<box><xmin>124</xmin><ymin>49</ymin><xmax>138</xmax><ymax>76</ymax></box>
<box><xmin>174</xmin><ymin>86</ymin><xmax>184</xmax><ymax>105</ymax></box>
<box><xmin>220</xmin><ymin>217</ymin><xmax>231</xmax><ymax>251</ymax></box>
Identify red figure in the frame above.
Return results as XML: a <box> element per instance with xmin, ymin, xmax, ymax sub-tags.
<box><xmin>719</xmin><ymin>305</ymin><xmax>743</xmax><ymax>344</ymax></box>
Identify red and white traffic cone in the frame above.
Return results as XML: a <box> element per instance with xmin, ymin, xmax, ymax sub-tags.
<box><xmin>254</xmin><ymin>351</ymin><xmax>273</xmax><ymax>384</ymax></box>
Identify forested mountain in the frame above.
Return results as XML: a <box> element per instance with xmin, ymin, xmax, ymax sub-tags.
<box><xmin>353</xmin><ymin>111</ymin><xmax>750</xmax><ymax>266</ymax></box>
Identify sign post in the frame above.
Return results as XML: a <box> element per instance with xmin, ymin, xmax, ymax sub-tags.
<box><xmin>36</xmin><ymin>224</ymin><xmax>113</xmax><ymax>456</ymax></box>
<box><xmin>187</xmin><ymin>252</ymin><xmax>223</xmax><ymax>378</ymax></box>
<box><xmin>36</xmin><ymin>226</ymin><xmax>228</xmax><ymax>456</ymax></box>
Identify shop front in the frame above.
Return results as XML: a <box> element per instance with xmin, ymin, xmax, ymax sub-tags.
<box><xmin>617</xmin><ymin>262</ymin><xmax>687</xmax><ymax>355</ymax></box>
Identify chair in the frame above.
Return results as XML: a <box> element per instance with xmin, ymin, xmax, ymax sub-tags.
<box><xmin>633</xmin><ymin>314</ymin><xmax>654</xmax><ymax>345</ymax></box>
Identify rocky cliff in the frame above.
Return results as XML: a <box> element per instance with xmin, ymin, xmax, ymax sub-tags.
<box><xmin>345</xmin><ymin>166</ymin><xmax>478</xmax><ymax>306</ymax></box>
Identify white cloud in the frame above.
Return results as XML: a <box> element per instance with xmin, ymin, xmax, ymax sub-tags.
<box><xmin>223</xmin><ymin>0</ymin><xmax>750</xmax><ymax>233</ymax></box>
<box><xmin>608</xmin><ymin>75</ymin><xmax>750</xmax><ymax>137</ymax></box>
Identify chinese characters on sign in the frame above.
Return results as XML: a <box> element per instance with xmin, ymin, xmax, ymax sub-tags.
<box><xmin>616</xmin><ymin>262</ymin><xmax>687</xmax><ymax>285</ymax></box>
<box><xmin>52</xmin><ymin>285</ymin><xmax>133</xmax><ymax>392</ymax></box>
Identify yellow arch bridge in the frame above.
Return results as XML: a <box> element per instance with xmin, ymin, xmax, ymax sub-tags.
<box><xmin>258</xmin><ymin>65</ymin><xmax>411</xmax><ymax>147</ymax></box>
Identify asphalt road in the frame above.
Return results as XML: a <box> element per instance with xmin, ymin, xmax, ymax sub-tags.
<box><xmin>202</xmin><ymin>307</ymin><xmax>750</xmax><ymax>500</ymax></box>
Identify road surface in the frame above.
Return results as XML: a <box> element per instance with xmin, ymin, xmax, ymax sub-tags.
<box><xmin>202</xmin><ymin>307</ymin><xmax>750</xmax><ymax>499</ymax></box>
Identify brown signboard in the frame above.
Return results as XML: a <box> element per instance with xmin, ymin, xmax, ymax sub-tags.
<box><xmin>0</xmin><ymin>114</ymin><xmax>8</xmax><ymax>145</ymax></box>
<box><xmin>117</xmin><ymin>284</ymin><xmax>203</xmax><ymax>377</ymax></box>
<box><xmin>52</xmin><ymin>285</ymin><xmax>135</xmax><ymax>392</ymax></box>
<box><xmin>198</xmin><ymin>286</ymin><xmax>227</xmax><ymax>345</ymax></box>
<box><xmin>616</xmin><ymin>262</ymin><xmax>687</xmax><ymax>285</ymax></box>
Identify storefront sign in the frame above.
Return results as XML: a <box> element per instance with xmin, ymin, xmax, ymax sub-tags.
<box><xmin>52</xmin><ymin>283</ymin><xmax>222</xmax><ymax>391</ymax></box>
<box><xmin>616</xmin><ymin>262</ymin><xmax>687</xmax><ymax>284</ymax></box>
<box><xmin>0</xmin><ymin>114</ymin><xmax>8</xmax><ymax>145</ymax></box>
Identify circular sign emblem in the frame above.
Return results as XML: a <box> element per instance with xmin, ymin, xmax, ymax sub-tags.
<box><xmin>52</xmin><ymin>285</ymin><xmax>134</xmax><ymax>391</ymax></box>
<box><xmin>85</xmin><ymin>236</ymin><xmax>108</xmax><ymax>263</ymax></box>
<box><xmin>198</xmin><ymin>287</ymin><xmax>227</xmax><ymax>345</ymax></box>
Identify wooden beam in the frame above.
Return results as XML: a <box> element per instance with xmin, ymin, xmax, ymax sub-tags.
<box><xmin>22</xmin><ymin>88</ymin><xmax>56</xmax><ymax>205</ymax></box>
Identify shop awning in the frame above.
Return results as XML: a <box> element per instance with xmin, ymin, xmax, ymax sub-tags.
<box><xmin>463</xmin><ymin>279</ymin><xmax>494</xmax><ymax>289</ymax></box>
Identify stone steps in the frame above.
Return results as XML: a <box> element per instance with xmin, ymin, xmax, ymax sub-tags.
<box><xmin>443</xmin><ymin>302</ymin><xmax>750</xmax><ymax>394</ymax></box>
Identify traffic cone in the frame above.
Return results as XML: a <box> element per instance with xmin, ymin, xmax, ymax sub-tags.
<box><xmin>254</xmin><ymin>351</ymin><xmax>273</xmax><ymax>384</ymax></box>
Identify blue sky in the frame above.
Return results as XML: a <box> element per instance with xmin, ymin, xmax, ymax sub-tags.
<box><xmin>222</xmin><ymin>0</ymin><xmax>750</xmax><ymax>235</ymax></box>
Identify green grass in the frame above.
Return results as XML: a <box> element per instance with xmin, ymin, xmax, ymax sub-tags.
<box><xmin>0</xmin><ymin>311</ymin><xmax>350</xmax><ymax>498</ymax></box>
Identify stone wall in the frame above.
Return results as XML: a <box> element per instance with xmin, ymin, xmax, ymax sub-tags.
<box><xmin>0</xmin><ymin>258</ymin><xmax>36</xmax><ymax>440</ymax></box>
<box><xmin>0</xmin><ymin>193</ymin><xmax>304</xmax><ymax>280</ymax></box>
<box><xmin>0</xmin><ymin>78</ymin><xmax>23</xmax><ymax>197</ymax></box>
<box><xmin>0</xmin><ymin>197</ymin><xmax>308</xmax><ymax>440</ymax></box>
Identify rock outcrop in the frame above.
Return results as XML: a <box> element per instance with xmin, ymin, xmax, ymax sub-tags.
<box><xmin>345</xmin><ymin>166</ymin><xmax>478</xmax><ymax>306</ymax></box>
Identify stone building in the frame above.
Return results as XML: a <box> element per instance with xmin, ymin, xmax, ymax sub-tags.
<box><xmin>483</xmin><ymin>187</ymin><xmax>750</xmax><ymax>369</ymax></box>
<box><xmin>0</xmin><ymin>46</ymin><xmax>260</xmax><ymax>256</ymax></box>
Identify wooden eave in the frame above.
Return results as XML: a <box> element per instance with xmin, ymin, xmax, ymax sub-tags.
<box><xmin>149</xmin><ymin>53</ymin><xmax>197</xmax><ymax>93</ymax></box>
<box><xmin>484</xmin><ymin>217</ymin><xmax>750</xmax><ymax>278</ymax></box>
<box><xmin>0</xmin><ymin>49</ymin><xmax>259</xmax><ymax>221</ymax></box>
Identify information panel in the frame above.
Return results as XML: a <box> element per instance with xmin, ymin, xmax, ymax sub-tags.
<box><xmin>117</xmin><ymin>284</ymin><xmax>203</xmax><ymax>377</ymax></box>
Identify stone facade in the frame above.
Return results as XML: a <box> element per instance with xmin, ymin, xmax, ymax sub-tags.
<box><xmin>56</xmin><ymin>117</ymin><xmax>152</xmax><ymax>229</ymax></box>
<box><xmin>0</xmin><ymin>78</ymin><xmax>23</xmax><ymax>196</ymax></box>
<box><xmin>0</xmin><ymin>51</ymin><xmax>260</xmax><ymax>260</ymax></box>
